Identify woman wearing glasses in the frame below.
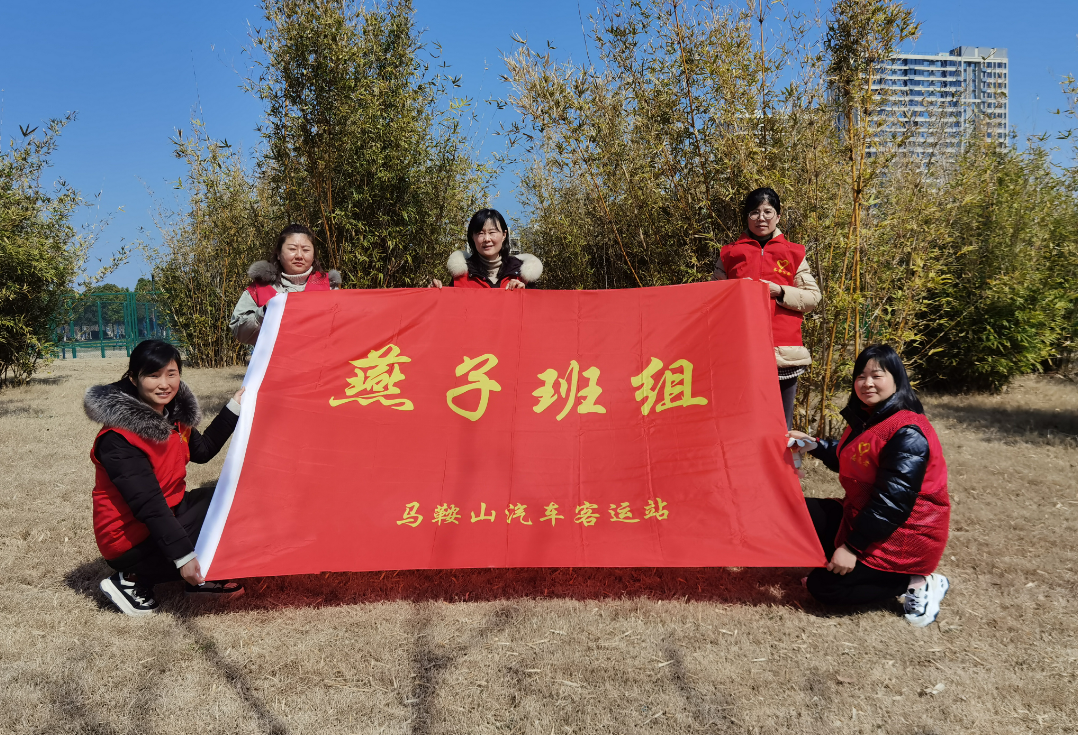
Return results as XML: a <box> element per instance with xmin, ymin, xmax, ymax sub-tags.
<box><xmin>713</xmin><ymin>188</ymin><xmax>820</xmax><ymax>429</ymax></box>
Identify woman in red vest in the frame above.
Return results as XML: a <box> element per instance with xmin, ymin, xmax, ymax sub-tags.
<box><xmin>713</xmin><ymin>188</ymin><xmax>820</xmax><ymax>429</ymax></box>
<box><xmin>230</xmin><ymin>223</ymin><xmax>341</xmax><ymax>345</ymax></box>
<box><xmin>429</xmin><ymin>209</ymin><xmax>543</xmax><ymax>290</ymax></box>
<box><xmin>85</xmin><ymin>340</ymin><xmax>245</xmax><ymax>616</ymax></box>
<box><xmin>788</xmin><ymin>344</ymin><xmax>951</xmax><ymax>626</ymax></box>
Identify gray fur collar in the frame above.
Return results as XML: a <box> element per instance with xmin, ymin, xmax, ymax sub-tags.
<box><xmin>248</xmin><ymin>260</ymin><xmax>342</xmax><ymax>287</ymax></box>
<box><xmin>84</xmin><ymin>381</ymin><xmax>202</xmax><ymax>442</ymax></box>
<box><xmin>248</xmin><ymin>260</ymin><xmax>279</xmax><ymax>285</ymax></box>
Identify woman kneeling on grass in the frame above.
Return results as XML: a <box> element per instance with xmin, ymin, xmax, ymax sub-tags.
<box><xmin>85</xmin><ymin>340</ymin><xmax>245</xmax><ymax>616</ymax></box>
<box><xmin>787</xmin><ymin>344</ymin><xmax>951</xmax><ymax>626</ymax></box>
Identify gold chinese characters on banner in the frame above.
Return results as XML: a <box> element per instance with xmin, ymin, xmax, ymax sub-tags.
<box><xmin>397</xmin><ymin>499</ymin><xmax>671</xmax><ymax>528</ymax></box>
<box><xmin>331</xmin><ymin>344</ymin><xmax>707</xmax><ymax>420</ymax></box>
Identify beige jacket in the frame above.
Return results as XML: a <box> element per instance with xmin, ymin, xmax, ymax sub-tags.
<box><xmin>712</xmin><ymin>235</ymin><xmax>821</xmax><ymax>367</ymax></box>
<box><xmin>229</xmin><ymin>280</ymin><xmax>309</xmax><ymax>347</ymax></box>
<box><xmin>229</xmin><ymin>261</ymin><xmax>341</xmax><ymax>346</ymax></box>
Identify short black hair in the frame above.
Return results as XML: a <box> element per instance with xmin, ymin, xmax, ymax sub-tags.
<box><xmin>125</xmin><ymin>340</ymin><xmax>182</xmax><ymax>381</ymax></box>
<box><xmin>467</xmin><ymin>209</ymin><xmax>510</xmax><ymax>257</ymax></box>
<box><xmin>847</xmin><ymin>344</ymin><xmax>924</xmax><ymax>414</ymax></box>
<box><xmin>741</xmin><ymin>187</ymin><xmax>782</xmax><ymax>227</ymax></box>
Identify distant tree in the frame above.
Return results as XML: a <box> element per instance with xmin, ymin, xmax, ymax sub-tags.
<box><xmin>912</xmin><ymin>143</ymin><xmax>1078</xmax><ymax>391</ymax></box>
<box><xmin>250</xmin><ymin>0</ymin><xmax>487</xmax><ymax>288</ymax></box>
<box><xmin>145</xmin><ymin>0</ymin><xmax>486</xmax><ymax>367</ymax></box>
<box><xmin>0</xmin><ymin>115</ymin><xmax>124</xmax><ymax>384</ymax></box>
<box><xmin>81</xmin><ymin>283</ymin><xmax>130</xmax><ymax>326</ymax></box>
<box><xmin>146</xmin><ymin>119</ymin><xmax>276</xmax><ymax>367</ymax></box>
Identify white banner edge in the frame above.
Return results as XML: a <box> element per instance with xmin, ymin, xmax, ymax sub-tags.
<box><xmin>195</xmin><ymin>292</ymin><xmax>288</xmax><ymax>577</ymax></box>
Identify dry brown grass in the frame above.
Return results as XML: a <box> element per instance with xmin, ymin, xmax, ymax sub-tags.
<box><xmin>2</xmin><ymin>360</ymin><xmax>1076</xmax><ymax>734</ymax></box>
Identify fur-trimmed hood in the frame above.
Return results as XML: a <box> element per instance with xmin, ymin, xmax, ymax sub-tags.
<box><xmin>84</xmin><ymin>380</ymin><xmax>202</xmax><ymax>443</ymax></box>
<box><xmin>447</xmin><ymin>251</ymin><xmax>543</xmax><ymax>283</ymax></box>
<box><xmin>248</xmin><ymin>260</ymin><xmax>342</xmax><ymax>288</ymax></box>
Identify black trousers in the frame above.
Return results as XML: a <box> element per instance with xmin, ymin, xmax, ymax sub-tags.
<box><xmin>804</xmin><ymin>497</ymin><xmax>910</xmax><ymax>606</ymax></box>
<box><xmin>105</xmin><ymin>486</ymin><xmax>215</xmax><ymax>588</ymax></box>
<box><xmin>779</xmin><ymin>377</ymin><xmax>798</xmax><ymax>431</ymax></box>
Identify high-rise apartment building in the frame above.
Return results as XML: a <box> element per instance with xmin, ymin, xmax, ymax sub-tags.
<box><xmin>873</xmin><ymin>46</ymin><xmax>1008</xmax><ymax>155</ymax></box>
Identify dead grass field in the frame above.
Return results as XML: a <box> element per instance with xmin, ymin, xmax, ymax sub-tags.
<box><xmin>1</xmin><ymin>358</ymin><xmax>1076</xmax><ymax>734</ymax></box>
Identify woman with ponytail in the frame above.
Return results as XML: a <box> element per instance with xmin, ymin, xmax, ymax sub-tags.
<box><xmin>85</xmin><ymin>340</ymin><xmax>245</xmax><ymax>616</ymax></box>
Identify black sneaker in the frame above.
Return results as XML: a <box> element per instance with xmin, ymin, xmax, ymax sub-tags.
<box><xmin>184</xmin><ymin>580</ymin><xmax>245</xmax><ymax>599</ymax></box>
<box><xmin>100</xmin><ymin>572</ymin><xmax>159</xmax><ymax>617</ymax></box>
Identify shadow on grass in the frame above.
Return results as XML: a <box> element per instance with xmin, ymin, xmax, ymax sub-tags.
<box><xmin>66</xmin><ymin>558</ymin><xmax>823</xmax><ymax>611</ymax></box>
<box><xmin>64</xmin><ymin>559</ymin><xmax>292</xmax><ymax>733</ymax></box>
<box><xmin>0</xmin><ymin>401</ymin><xmax>31</xmax><ymax>418</ymax></box>
<box><xmin>661</xmin><ymin>639</ymin><xmax>741</xmax><ymax>731</ymax></box>
<box><xmin>37</xmin><ymin>671</ymin><xmax>127</xmax><ymax>735</ymax></box>
<box><xmin>30</xmin><ymin>374</ymin><xmax>69</xmax><ymax>385</ymax></box>
<box><xmin>174</xmin><ymin>616</ymin><xmax>291</xmax><ymax>735</ymax></box>
<box><xmin>928</xmin><ymin>402</ymin><xmax>1078</xmax><ymax>446</ymax></box>
<box><xmin>406</xmin><ymin>603</ymin><xmax>518</xmax><ymax>734</ymax></box>
<box><xmin>63</xmin><ymin>559</ymin><xmax>899</xmax><ymax>734</ymax></box>
<box><xmin>64</xmin><ymin>557</ymin><xmax>116</xmax><ymax>612</ymax></box>
<box><xmin>0</xmin><ymin>372</ymin><xmax>66</xmax><ymax>391</ymax></box>
<box><xmin>237</xmin><ymin>565</ymin><xmax>820</xmax><ymax>611</ymax></box>
<box><xmin>224</xmin><ymin>568</ymin><xmax>908</xmax><ymax>625</ymax></box>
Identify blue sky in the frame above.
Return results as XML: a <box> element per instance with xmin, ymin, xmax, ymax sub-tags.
<box><xmin>2</xmin><ymin>0</ymin><xmax>1075</xmax><ymax>288</ymax></box>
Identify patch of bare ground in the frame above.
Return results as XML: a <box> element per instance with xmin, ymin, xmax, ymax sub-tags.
<box><xmin>1</xmin><ymin>360</ymin><xmax>1075</xmax><ymax>734</ymax></box>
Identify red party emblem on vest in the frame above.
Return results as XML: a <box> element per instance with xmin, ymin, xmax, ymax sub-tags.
<box><xmin>773</xmin><ymin>259</ymin><xmax>792</xmax><ymax>277</ymax></box>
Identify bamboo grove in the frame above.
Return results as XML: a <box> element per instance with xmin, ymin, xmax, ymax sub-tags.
<box><xmin>503</xmin><ymin>0</ymin><xmax>1078</xmax><ymax>432</ymax></box>
<box><xmin>11</xmin><ymin>0</ymin><xmax>1069</xmax><ymax>431</ymax></box>
<box><xmin>142</xmin><ymin>0</ymin><xmax>489</xmax><ymax>368</ymax></box>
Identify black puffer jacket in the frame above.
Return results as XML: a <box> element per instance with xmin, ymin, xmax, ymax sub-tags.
<box><xmin>87</xmin><ymin>380</ymin><xmax>239</xmax><ymax>561</ymax></box>
<box><xmin>810</xmin><ymin>395</ymin><xmax>930</xmax><ymax>555</ymax></box>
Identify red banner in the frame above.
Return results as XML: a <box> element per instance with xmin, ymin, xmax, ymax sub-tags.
<box><xmin>196</xmin><ymin>280</ymin><xmax>824</xmax><ymax>578</ymax></box>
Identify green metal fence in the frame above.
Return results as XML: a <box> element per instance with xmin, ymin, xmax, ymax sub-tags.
<box><xmin>53</xmin><ymin>292</ymin><xmax>180</xmax><ymax>359</ymax></box>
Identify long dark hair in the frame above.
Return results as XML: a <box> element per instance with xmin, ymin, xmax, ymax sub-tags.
<box><xmin>124</xmin><ymin>340</ymin><xmax>182</xmax><ymax>381</ymax></box>
<box><xmin>466</xmin><ymin>209</ymin><xmax>510</xmax><ymax>258</ymax></box>
<box><xmin>741</xmin><ymin>187</ymin><xmax>782</xmax><ymax>229</ymax></box>
<box><xmin>847</xmin><ymin>344</ymin><xmax>924</xmax><ymax>414</ymax></box>
<box><xmin>269</xmin><ymin>223</ymin><xmax>323</xmax><ymax>279</ymax></box>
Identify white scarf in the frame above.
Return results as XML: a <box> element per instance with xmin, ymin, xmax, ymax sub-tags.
<box><xmin>281</xmin><ymin>266</ymin><xmax>313</xmax><ymax>285</ymax></box>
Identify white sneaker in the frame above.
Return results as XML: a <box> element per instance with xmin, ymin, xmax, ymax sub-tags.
<box><xmin>100</xmin><ymin>572</ymin><xmax>159</xmax><ymax>617</ymax></box>
<box><xmin>903</xmin><ymin>573</ymin><xmax>949</xmax><ymax>627</ymax></box>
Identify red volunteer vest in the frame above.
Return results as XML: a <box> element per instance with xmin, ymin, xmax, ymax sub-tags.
<box><xmin>452</xmin><ymin>273</ymin><xmax>523</xmax><ymax>289</ymax></box>
<box><xmin>247</xmin><ymin>270</ymin><xmax>331</xmax><ymax>308</ymax></box>
<box><xmin>719</xmin><ymin>234</ymin><xmax>806</xmax><ymax>347</ymax></box>
<box><xmin>835</xmin><ymin>410</ymin><xmax>950</xmax><ymax>575</ymax></box>
<box><xmin>90</xmin><ymin>425</ymin><xmax>191</xmax><ymax>559</ymax></box>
